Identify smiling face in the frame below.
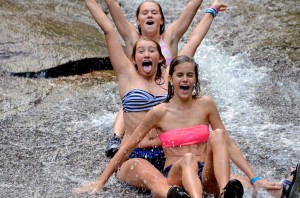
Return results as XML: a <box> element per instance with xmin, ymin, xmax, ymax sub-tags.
<box><xmin>132</xmin><ymin>39</ymin><xmax>164</xmax><ymax>78</ymax></box>
<box><xmin>165</xmin><ymin>55</ymin><xmax>200</xmax><ymax>102</ymax></box>
<box><xmin>170</xmin><ymin>62</ymin><xmax>196</xmax><ymax>100</ymax></box>
<box><xmin>136</xmin><ymin>2</ymin><xmax>165</xmax><ymax>35</ymax></box>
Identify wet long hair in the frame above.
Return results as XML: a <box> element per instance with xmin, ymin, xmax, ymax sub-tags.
<box><xmin>164</xmin><ymin>55</ymin><xmax>201</xmax><ymax>102</ymax></box>
<box><xmin>131</xmin><ymin>37</ymin><xmax>166</xmax><ymax>83</ymax></box>
<box><xmin>136</xmin><ymin>0</ymin><xmax>165</xmax><ymax>35</ymax></box>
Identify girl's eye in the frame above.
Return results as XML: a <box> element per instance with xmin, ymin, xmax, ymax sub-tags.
<box><xmin>148</xmin><ymin>47</ymin><xmax>156</xmax><ymax>53</ymax></box>
<box><xmin>138</xmin><ymin>49</ymin><xmax>144</xmax><ymax>54</ymax></box>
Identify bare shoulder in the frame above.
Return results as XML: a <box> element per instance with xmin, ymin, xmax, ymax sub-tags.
<box><xmin>150</xmin><ymin>103</ymin><xmax>168</xmax><ymax>116</ymax></box>
<box><xmin>196</xmin><ymin>95</ymin><xmax>214</xmax><ymax>104</ymax></box>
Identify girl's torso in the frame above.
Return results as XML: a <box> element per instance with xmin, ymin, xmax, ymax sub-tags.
<box><xmin>121</xmin><ymin>88</ymin><xmax>167</xmax><ymax>148</ymax></box>
<box><xmin>163</xmin><ymin>143</ymin><xmax>208</xmax><ymax>168</ymax></box>
<box><xmin>122</xmin><ymin>111</ymin><xmax>162</xmax><ymax>148</ymax></box>
<box><xmin>156</xmin><ymin>96</ymin><xmax>214</xmax><ymax>167</ymax></box>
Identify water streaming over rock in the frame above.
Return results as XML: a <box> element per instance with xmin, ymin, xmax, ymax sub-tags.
<box><xmin>1</xmin><ymin>0</ymin><xmax>299</xmax><ymax>197</ymax></box>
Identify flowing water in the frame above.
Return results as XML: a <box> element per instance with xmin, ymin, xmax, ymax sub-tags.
<box><xmin>0</xmin><ymin>0</ymin><xmax>299</xmax><ymax>197</ymax></box>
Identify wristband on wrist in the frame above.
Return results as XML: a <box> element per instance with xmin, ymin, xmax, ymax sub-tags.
<box><xmin>250</xmin><ymin>176</ymin><xmax>262</xmax><ymax>185</ymax></box>
<box><xmin>205</xmin><ymin>8</ymin><xmax>217</xmax><ymax>18</ymax></box>
<box><xmin>210</xmin><ymin>6</ymin><xmax>219</xmax><ymax>15</ymax></box>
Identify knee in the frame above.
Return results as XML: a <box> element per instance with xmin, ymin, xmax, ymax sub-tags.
<box><xmin>209</xmin><ymin>128</ymin><xmax>226</xmax><ymax>145</ymax></box>
<box><xmin>117</xmin><ymin>159</ymin><xmax>142</xmax><ymax>176</ymax></box>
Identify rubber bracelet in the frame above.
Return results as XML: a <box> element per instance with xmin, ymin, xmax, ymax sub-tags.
<box><xmin>205</xmin><ymin>8</ymin><xmax>217</xmax><ymax>18</ymax></box>
<box><xmin>250</xmin><ymin>176</ymin><xmax>262</xmax><ymax>185</ymax></box>
<box><xmin>206</xmin><ymin>8</ymin><xmax>217</xmax><ymax>17</ymax></box>
<box><xmin>210</xmin><ymin>6</ymin><xmax>219</xmax><ymax>14</ymax></box>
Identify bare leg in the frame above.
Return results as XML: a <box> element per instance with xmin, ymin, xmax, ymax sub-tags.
<box><xmin>167</xmin><ymin>153</ymin><xmax>203</xmax><ymax>198</ymax></box>
<box><xmin>117</xmin><ymin>158</ymin><xmax>170</xmax><ymax>198</ymax></box>
<box><xmin>105</xmin><ymin>108</ymin><xmax>125</xmax><ymax>157</ymax></box>
<box><xmin>202</xmin><ymin>129</ymin><xmax>230</xmax><ymax>195</ymax></box>
<box><xmin>112</xmin><ymin>108</ymin><xmax>125</xmax><ymax>137</ymax></box>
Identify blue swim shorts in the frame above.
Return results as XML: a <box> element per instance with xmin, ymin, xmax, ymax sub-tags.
<box><xmin>163</xmin><ymin>161</ymin><xmax>205</xmax><ymax>181</ymax></box>
<box><xmin>128</xmin><ymin>148</ymin><xmax>166</xmax><ymax>172</ymax></box>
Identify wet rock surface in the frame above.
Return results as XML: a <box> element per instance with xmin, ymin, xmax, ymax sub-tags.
<box><xmin>0</xmin><ymin>0</ymin><xmax>299</xmax><ymax>197</ymax></box>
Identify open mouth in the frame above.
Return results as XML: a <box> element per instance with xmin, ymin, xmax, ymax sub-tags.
<box><xmin>180</xmin><ymin>85</ymin><xmax>190</xmax><ymax>90</ymax></box>
<box><xmin>142</xmin><ymin>61</ymin><xmax>152</xmax><ymax>73</ymax></box>
<box><xmin>142</xmin><ymin>61</ymin><xmax>152</xmax><ymax>67</ymax></box>
<box><xmin>146</xmin><ymin>21</ymin><xmax>154</xmax><ymax>25</ymax></box>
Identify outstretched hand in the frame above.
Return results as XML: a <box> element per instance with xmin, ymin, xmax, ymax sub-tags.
<box><xmin>211</xmin><ymin>0</ymin><xmax>228</xmax><ymax>12</ymax></box>
<box><xmin>72</xmin><ymin>182</ymin><xmax>103</xmax><ymax>195</ymax></box>
<box><xmin>253</xmin><ymin>179</ymin><xmax>282</xmax><ymax>190</ymax></box>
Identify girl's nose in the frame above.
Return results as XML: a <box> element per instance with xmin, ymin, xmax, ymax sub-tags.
<box><xmin>144</xmin><ymin>51</ymin><xmax>149</xmax><ymax>57</ymax></box>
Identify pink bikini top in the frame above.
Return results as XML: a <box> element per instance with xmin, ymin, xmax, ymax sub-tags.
<box><xmin>159</xmin><ymin>37</ymin><xmax>172</xmax><ymax>67</ymax></box>
<box><xmin>159</xmin><ymin>125</ymin><xmax>210</xmax><ymax>148</ymax></box>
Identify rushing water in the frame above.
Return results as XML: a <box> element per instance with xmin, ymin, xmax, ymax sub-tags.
<box><xmin>0</xmin><ymin>0</ymin><xmax>299</xmax><ymax>197</ymax></box>
<box><xmin>196</xmin><ymin>41</ymin><xmax>299</xmax><ymax>177</ymax></box>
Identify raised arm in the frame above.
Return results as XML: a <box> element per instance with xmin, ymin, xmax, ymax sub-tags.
<box><xmin>179</xmin><ymin>0</ymin><xmax>228</xmax><ymax>57</ymax></box>
<box><xmin>84</xmin><ymin>0</ymin><xmax>132</xmax><ymax>77</ymax></box>
<box><xmin>104</xmin><ymin>0</ymin><xmax>139</xmax><ymax>56</ymax></box>
<box><xmin>164</xmin><ymin>0</ymin><xmax>203</xmax><ymax>53</ymax></box>
<box><xmin>73</xmin><ymin>106</ymin><xmax>163</xmax><ymax>194</ymax></box>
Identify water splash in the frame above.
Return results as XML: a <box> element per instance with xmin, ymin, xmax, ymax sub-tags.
<box><xmin>195</xmin><ymin>40</ymin><xmax>300</xmax><ymax>184</ymax></box>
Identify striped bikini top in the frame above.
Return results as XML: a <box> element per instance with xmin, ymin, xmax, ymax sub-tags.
<box><xmin>122</xmin><ymin>89</ymin><xmax>167</xmax><ymax>113</ymax></box>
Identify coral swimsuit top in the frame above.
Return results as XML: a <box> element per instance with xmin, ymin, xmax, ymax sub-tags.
<box><xmin>159</xmin><ymin>125</ymin><xmax>210</xmax><ymax>148</ymax></box>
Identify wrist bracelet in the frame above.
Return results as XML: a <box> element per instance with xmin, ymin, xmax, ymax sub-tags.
<box><xmin>250</xmin><ymin>176</ymin><xmax>262</xmax><ymax>185</ymax></box>
<box><xmin>210</xmin><ymin>6</ymin><xmax>219</xmax><ymax>15</ymax></box>
<box><xmin>205</xmin><ymin>8</ymin><xmax>217</xmax><ymax>18</ymax></box>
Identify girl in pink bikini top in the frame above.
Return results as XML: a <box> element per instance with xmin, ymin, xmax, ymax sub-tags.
<box><xmin>159</xmin><ymin>125</ymin><xmax>210</xmax><ymax>148</ymax></box>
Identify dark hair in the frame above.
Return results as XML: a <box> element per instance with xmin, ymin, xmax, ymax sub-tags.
<box><xmin>131</xmin><ymin>37</ymin><xmax>166</xmax><ymax>82</ymax></box>
<box><xmin>165</xmin><ymin>55</ymin><xmax>201</xmax><ymax>102</ymax></box>
<box><xmin>136</xmin><ymin>1</ymin><xmax>165</xmax><ymax>35</ymax></box>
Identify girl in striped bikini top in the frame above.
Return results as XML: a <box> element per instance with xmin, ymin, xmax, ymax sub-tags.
<box><xmin>122</xmin><ymin>89</ymin><xmax>167</xmax><ymax>113</ymax></box>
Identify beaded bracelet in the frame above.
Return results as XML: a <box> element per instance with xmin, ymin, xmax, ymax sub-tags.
<box><xmin>205</xmin><ymin>7</ymin><xmax>218</xmax><ymax>18</ymax></box>
<box><xmin>250</xmin><ymin>176</ymin><xmax>262</xmax><ymax>185</ymax></box>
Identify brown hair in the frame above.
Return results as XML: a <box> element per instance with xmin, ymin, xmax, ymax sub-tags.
<box><xmin>136</xmin><ymin>1</ymin><xmax>165</xmax><ymax>35</ymax></box>
<box><xmin>165</xmin><ymin>55</ymin><xmax>201</xmax><ymax>102</ymax></box>
<box><xmin>131</xmin><ymin>37</ymin><xmax>166</xmax><ymax>82</ymax></box>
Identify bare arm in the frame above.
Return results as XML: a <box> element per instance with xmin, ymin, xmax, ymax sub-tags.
<box><xmin>180</xmin><ymin>0</ymin><xmax>228</xmax><ymax>57</ymax></box>
<box><xmin>207</xmin><ymin>96</ymin><xmax>280</xmax><ymax>190</ymax></box>
<box><xmin>206</xmin><ymin>97</ymin><xmax>256</xmax><ymax>178</ymax></box>
<box><xmin>85</xmin><ymin>0</ymin><xmax>132</xmax><ymax>77</ymax></box>
<box><xmin>165</xmin><ymin>0</ymin><xmax>203</xmax><ymax>50</ymax></box>
<box><xmin>104</xmin><ymin>0</ymin><xmax>139</xmax><ymax>56</ymax></box>
<box><xmin>73</xmin><ymin>106</ymin><xmax>163</xmax><ymax>194</ymax></box>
